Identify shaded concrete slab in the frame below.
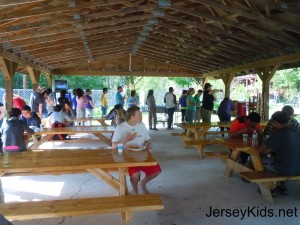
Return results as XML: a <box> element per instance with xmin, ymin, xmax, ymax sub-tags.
<box><xmin>2</xmin><ymin>124</ymin><xmax>300</xmax><ymax>225</ymax></box>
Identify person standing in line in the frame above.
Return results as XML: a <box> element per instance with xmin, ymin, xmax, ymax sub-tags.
<box><xmin>76</xmin><ymin>88</ymin><xmax>87</xmax><ymax>125</ymax></box>
<box><xmin>179</xmin><ymin>90</ymin><xmax>187</xmax><ymax>123</ymax></box>
<box><xmin>84</xmin><ymin>89</ymin><xmax>94</xmax><ymax>126</ymax></box>
<box><xmin>218</xmin><ymin>97</ymin><xmax>235</xmax><ymax>136</ymax></box>
<box><xmin>194</xmin><ymin>89</ymin><xmax>203</xmax><ymax>123</ymax></box>
<box><xmin>71</xmin><ymin>89</ymin><xmax>77</xmax><ymax>117</ymax></box>
<box><xmin>29</xmin><ymin>85</ymin><xmax>45</xmax><ymax>119</ymax></box>
<box><xmin>186</xmin><ymin>88</ymin><xmax>196</xmax><ymax>123</ymax></box>
<box><xmin>115</xmin><ymin>86</ymin><xmax>126</xmax><ymax>106</ymax></box>
<box><xmin>164</xmin><ymin>87</ymin><xmax>176</xmax><ymax>130</ymax></box>
<box><xmin>146</xmin><ymin>90</ymin><xmax>158</xmax><ymax>131</ymax></box>
<box><xmin>100</xmin><ymin>88</ymin><xmax>108</xmax><ymax>116</ymax></box>
<box><xmin>200</xmin><ymin>83</ymin><xmax>223</xmax><ymax>122</ymax></box>
<box><xmin>45</xmin><ymin>88</ymin><xmax>56</xmax><ymax>116</ymax></box>
<box><xmin>127</xmin><ymin>90</ymin><xmax>138</xmax><ymax>108</ymax></box>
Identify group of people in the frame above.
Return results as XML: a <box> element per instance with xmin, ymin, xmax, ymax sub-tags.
<box><xmin>227</xmin><ymin>106</ymin><xmax>300</xmax><ymax>195</ymax></box>
<box><xmin>178</xmin><ymin>83</ymin><xmax>224</xmax><ymax>125</ymax></box>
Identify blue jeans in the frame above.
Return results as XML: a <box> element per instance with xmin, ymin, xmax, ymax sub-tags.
<box><xmin>186</xmin><ymin>109</ymin><xmax>195</xmax><ymax>123</ymax></box>
<box><xmin>101</xmin><ymin>106</ymin><xmax>108</xmax><ymax>116</ymax></box>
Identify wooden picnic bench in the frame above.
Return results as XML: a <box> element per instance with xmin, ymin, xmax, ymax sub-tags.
<box><xmin>71</xmin><ymin>116</ymin><xmax>108</xmax><ymax>126</ymax></box>
<box><xmin>240</xmin><ymin>171</ymin><xmax>300</xmax><ymax>204</ymax></box>
<box><xmin>0</xmin><ymin>149</ymin><xmax>163</xmax><ymax>224</ymax></box>
<box><xmin>29</xmin><ymin>125</ymin><xmax>115</xmax><ymax>149</ymax></box>
<box><xmin>0</xmin><ymin>194</ymin><xmax>163</xmax><ymax>222</ymax></box>
<box><xmin>183</xmin><ymin>140</ymin><xmax>229</xmax><ymax>159</ymax></box>
<box><xmin>175</xmin><ymin>122</ymin><xmax>232</xmax><ymax>140</ymax></box>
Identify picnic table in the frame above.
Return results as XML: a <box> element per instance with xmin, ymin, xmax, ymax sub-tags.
<box><xmin>29</xmin><ymin>125</ymin><xmax>115</xmax><ymax>149</ymax></box>
<box><xmin>175</xmin><ymin>122</ymin><xmax>232</xmax><ymax>140</ymax></box>
<box><xmin>175</xmin><ymin>121</ymin><xmax>268</xmax><ymax>140</ymax></box>
<box><xmin>71</xmin><ymin>117</ymin><xmax>108</xmax><ymax>126</ymax></box>
<box><xmin>214</xmin><ymin>137</ymin><xmax>264</xmax><ymax>176</ymax></box>
<box><xmin>0</xmin><ymin>148</ymin><xmax>163</xmax><ymax>223</ymax></box>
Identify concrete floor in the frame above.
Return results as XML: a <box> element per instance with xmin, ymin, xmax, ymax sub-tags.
<box><xmin>1</xmin><ymin>122</ymin><xmax>300</xmax><ymax>225</ymax></box>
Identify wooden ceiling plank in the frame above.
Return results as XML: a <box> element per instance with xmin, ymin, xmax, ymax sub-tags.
<box><xmin>144</xmin><ymin>38</ymin><xmax>228</xmax><ymax>66</ymax></box>
<box><xmin>50</xmin><ymin>53</ymin><xmax>128</xmax><ymax>69</ymax></box>
<box><xmin>0</xmin><ymin>14</ymin><xmax>151</xmax><ymax>42</ymax></box>
<box><xmin>0</xmin><ymin>0</ymin><xmax>45</xmax><ymax>7</ymax></box>
<box><xmin>190</xmin><ymin>0</ymin><xmax>300</xmax><ymax>34</ymax></box>
<box><xmin>258</xmin><ymin>0</ymin><xmax>300</xmax><ymax>18</ymax></box>
<box><xmin>0</xmin><ymin>0</ymin><xmax>129</xmax><ymax>22</ymax></box>
<box><xmin>136</xmin><ymin>52</ymin><xmax>203</xmax><ymax>74</ymax></box>
<box><xmin>15</xmin><ymin>28</ymin><xmax>139</xmax><ymax>50</ymax></box>
<box><xmin>164</xmin><ymin>14</ymin><xmax>286</xmax><ymax>51</ymax></box>
<box><xmin>0</xmin><ymin>48</ymin><xmax>50</xmax><ymax>73</ymax></box>
<box><xmin>37</xmin><ymin>42</ymin><xmax>135</xmax><ymax>61</ymax></box>
<box><xmin>139</xmin><ymin>46</ymin><xmax>207</xmax><ymax>71</ymax></box>
<box><xmin>0</xmin><ymin>4</ymin><xmax>156</xmax><ymax>35</ymax></box>
<box><xmin>30</xmin><ymin>37</ymin><xmax>136</xmax><ymax>57</ymax></box>
<box><xmin>201</xmin><ymin>52</ymin><xmax>300</xmax><ymax>77</ymax></box>
<box><xmin>158</xmin><ymin>23</ymin><xmax>258</xmax><ymax>58</ymax></box>
<box><xmin>44</xmin><ymin>47</ymin><xmax>132</xmax><ymax>65</ymax></box>
<box><xmin>169</xmin><ymin>5</ymin><xmax>298</xmax><ymax>47</ymax></box>
<box><xmin>5</xmin><ymin>22</ymin><xmax>144</xmax><ymax>48</ymax></box>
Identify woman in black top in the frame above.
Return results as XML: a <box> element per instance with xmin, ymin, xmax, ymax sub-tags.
<box><xmin>200</xmin><ymin>83</ymin><xmax>223</xmax><ymax>122</ymax></box>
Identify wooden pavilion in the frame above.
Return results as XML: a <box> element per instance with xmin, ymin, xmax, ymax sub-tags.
<box><xmin>0</xmin><ymin>0</ymin><xmax>300</xmax><ymax>119</ymax></box>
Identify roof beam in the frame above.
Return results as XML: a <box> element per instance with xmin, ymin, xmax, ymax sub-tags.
<box><xmin>0</xmin><ymin>48</ymin><xmax>50</xmax><ymax>73</ymax></box>
<box><xmin>169</xmin><ymin>5</ymin><xmax>298</xmax><ymax>46</ymax></box>
<box><xmin>0</xmin><ymin>0</ymin><xmax>129</xmax><ymax>22</ymax></box>
<box><xmin>190</xmin><ymin>0</ymin><xmax>300</xmax><ymax>34</ymax></box>
<box><xmin>201</xmin><ymin>52</ymin><xmax>300</xmax><ymax>77</ymax></box>
<box><xmin>0</xmin><ymin>0</ymin><xmax>45</xmax><ymax>7</ymax></box>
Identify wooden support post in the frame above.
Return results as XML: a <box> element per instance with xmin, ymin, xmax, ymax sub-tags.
<box><xmin>202</xmin><ymin>77</ymin><xmax>209</xmax><ymax>88</ymax></box>
<box><xmin>23</xmin><ymin>73</ymin><xmax>28</xmax><ymax>89</ymax></box>
<box><xmin>45</xmin><ymin>73</ymin><xmax>52</xmax><ymax>88</ymax></box>
<box><xmin>27</xmin><ymin>66</ymin><xmax>41</xmax><ymax>90</ymax></box>
<box><xmin>221</xmin><ymin>73</ymin><xmax>235</xmax><ymax>98</ymax></box>
<box><xmin>129</xmin><ymin>76</ymin><xmax>134</xmax><ymax>90</ymax></box>
<box><xmin>256</xmin><ymin>64</ymin><xmax>280</xmax><ymax>120</ymax></box>
<box><xmin>0</xmin><ymin>57</ymin><xmax>18</xmax><ymax>112</ymax></box>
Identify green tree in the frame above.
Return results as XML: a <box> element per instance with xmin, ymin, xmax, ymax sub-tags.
<box><xmin>270</xmin><ymin>68</ymin><xmax>300</xmax><ymax>102</ymax></box>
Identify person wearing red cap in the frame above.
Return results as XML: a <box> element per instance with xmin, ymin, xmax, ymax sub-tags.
<box><xmin>200</xmin><ymin>83</ymin><xmax>223</xmax><ymax>122</ymax></box>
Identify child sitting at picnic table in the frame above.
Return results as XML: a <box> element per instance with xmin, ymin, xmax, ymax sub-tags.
<box><xmin>228</xmin><ymin>112</ymin><xmax>263</xmax><ymax>164</ymax></box>
<box><xmin>1</xmin><ymin>108</ymin><xmax>34</xmax><ymax>152</ymax></box>
<box><xmin>112</xmin><ymin>105</ymin><xmax>161</xmax><ymax>195</ymax></box>
<box><xmin>48</xmin><ymin>105</ymin><xmax>73</xmax><ymax>127</ymax></box>
<box><xmin>105</xmin><ymin>104</ymin><xmax>127</xmax><ymax>126</ymax></box>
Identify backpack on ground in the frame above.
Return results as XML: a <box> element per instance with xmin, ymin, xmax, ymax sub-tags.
<box><xmin>51</xmin><ymin>122</ymin><xmax>68</xmax><ymax>140</ymax></box>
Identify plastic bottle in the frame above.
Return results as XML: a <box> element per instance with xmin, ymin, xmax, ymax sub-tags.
<box><xmin>252</xmin><ymin>130</ymin><xmax>258</xmax><ymax>147</ymax></box>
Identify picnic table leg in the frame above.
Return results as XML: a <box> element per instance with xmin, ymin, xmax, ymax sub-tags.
<box><xmin>97</xmin><ymin>119</ymin><xmax>108</xmax><ymax>126</ymax></box>
<box><xmin>198</xmin><ymin>127</ymin><xmax>210</xmax><ymax>140</ymax></box>
<box><xmin>225</xmin><ymin>150</ymin><xmax>239</xmax><ymax>176</ymax></box>
<box><xmin>250</xmin><ymin>153</ymin><xmax>264</xmax><ymax>172</ymax></box>
<box><xmin>258</xmin><ymin>182</ymin><xmax>276</xmax><ymax>204</ymax></box>
<box><xmin>119</xmin><ymin>168</ymin><xmax>131</xmax><ymax>225</ymax></box>
<box><xmin>93</xmin><ymin>133</ymin><xmax>112</xmax><ymax>145</ymax></box>
<box><xmin>29</xmin><ymin>134</ymin><xmax>53</xmax><ymax>150</ymax></box>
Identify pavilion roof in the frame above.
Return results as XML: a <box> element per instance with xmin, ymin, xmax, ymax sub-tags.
<box><xmin>0</xmin><ymin>0</ymin><xmax>299</xmax><ymax>78</ymax></box>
